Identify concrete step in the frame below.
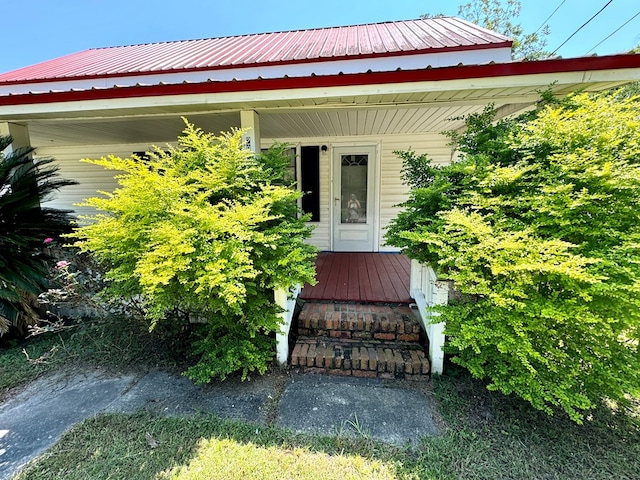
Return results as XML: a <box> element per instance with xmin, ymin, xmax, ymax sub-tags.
<box><xmin>297</xmin><ymin>302</ymin><xmax>422</xmax><ymax>343</ymax></box>
<box><xmin>290</xmin><ymin>337</ymin><xmax>430</xmax><ymax>381</ymax></box>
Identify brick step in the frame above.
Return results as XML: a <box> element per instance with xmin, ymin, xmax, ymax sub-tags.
<box><xmin>290</xmin><ymin>337</ymin><xmax>430</xmax><ymax>381</ymax></box>
<box><xmin>297</xmin><ymin>302</ymin><xmax>422</xmax><ymax>343</ymax></box>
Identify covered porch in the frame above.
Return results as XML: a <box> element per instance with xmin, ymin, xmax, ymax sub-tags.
<box><xmin>3</xmin><ymin>51</ymin><xmax>639</xmax><ymax>252</ymax></box>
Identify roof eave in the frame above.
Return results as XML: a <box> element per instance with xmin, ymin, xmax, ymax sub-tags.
<box><xmin>0</xmin><ymin>54</ymin><xmax>638</xmax><ymax>110</ymax></box>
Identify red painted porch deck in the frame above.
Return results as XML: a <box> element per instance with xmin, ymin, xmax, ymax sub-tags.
<box><xmin>300</xmin><ymin>252</ymin><xmax>412</xmax><ymax>304</ymax></box>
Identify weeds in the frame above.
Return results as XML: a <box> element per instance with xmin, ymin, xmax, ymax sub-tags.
<box><xmin>0</xmin><ymin>315</ymin><xmax>190</xmax><ymax>397</ymax></box>
<box><xmin>340</xmin><ymin>413</ymin><xmax>370</xmax><ymax>439</ymax></box>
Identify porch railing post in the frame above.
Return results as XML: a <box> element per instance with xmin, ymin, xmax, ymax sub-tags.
<box><xmin>428</xmin><ymin>280</ymin><xmax>449</xmax><ymax>375</ymax></box>
<box><xmin>409</xmin><ymin>259</ymin><xmax>448</xmax><ymax>375</ymax></box>
<box><xmin>410</xmin><ymin>259</ymin><xmax>423</xmax><ymax>298</ymax></box>
<box><xmin>274</xmin><ymin>285</ymin><xmax>301</xmax><ymax>365</ymax></box>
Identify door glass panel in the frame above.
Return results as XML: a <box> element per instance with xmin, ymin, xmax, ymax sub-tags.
<box><xmin>340</xmin><ymin>154</ymin><xmax>367</xmax><ymax>224</ymax></box>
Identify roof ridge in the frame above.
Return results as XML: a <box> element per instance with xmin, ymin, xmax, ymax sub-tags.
<box><xmin>86</xmin><ymin>17</ymin><xmax>461</xmax><ymax>51</ymax></box>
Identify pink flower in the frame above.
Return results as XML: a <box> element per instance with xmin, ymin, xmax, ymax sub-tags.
<box><xmin>56</xmin><ymin>260</ymin><xmax>69</xmax><ymax>269</ymax></box>
<box><xmin>44</xmin><ymin>237</ymin><xmax>54</xmax><ymax>244</ymax></box>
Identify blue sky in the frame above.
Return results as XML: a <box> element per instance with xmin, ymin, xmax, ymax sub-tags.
<box><xmin>1</xmin><ymin>0</ymin><xmax>639</xmax><ymax>73</ymax></box>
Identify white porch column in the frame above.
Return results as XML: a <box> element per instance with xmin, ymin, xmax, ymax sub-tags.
<box><xmin>240</xmin><ymin>110</ymin><xmax>261</xmax><ymax>154</ymax></box>
<box><xmin>0</xmin><ymin>122</ymin><xmax>31</xmax><ymax>154</ymax></box>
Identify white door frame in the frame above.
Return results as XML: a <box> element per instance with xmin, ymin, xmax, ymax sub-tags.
<box><xmin>331</xmin><ymin>145</ymin><xmax>379</xmax><ymax>252</ymax></box>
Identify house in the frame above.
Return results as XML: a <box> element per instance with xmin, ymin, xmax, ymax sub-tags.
<box><xmin>1</xmin><ymin>18</ymin><xmax>639</xmax><ymax>373</ymax></box>
<box><xmin>2</xmin><ymin>17</ymin><xmax>639</xmax><ymax>254</ymax></box>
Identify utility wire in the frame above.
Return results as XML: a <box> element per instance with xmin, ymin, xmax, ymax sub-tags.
<box><xmin>585</xmin><ymin>9</ymin><xmax>640</xmax><ymax>54</ymax></box>
<box><xmin>550</xmin><ymin>0</ymin><xmax>615</xmax><ymax>56</ymax></box>
<box><xmin>533</xmin><ymin>0</ymin><xmax>567</xmax><ymax>34</ymax></box>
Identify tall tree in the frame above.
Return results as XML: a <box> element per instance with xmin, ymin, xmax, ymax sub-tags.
<box><xmin>424</xmin><ymin>0</ymin><xmax>550</xmax><ymax>60</ymax></box>
<box><xmin>460</xmin><ymin>0</ymin><xmax>549</xmax><ymax>59</ymax></box>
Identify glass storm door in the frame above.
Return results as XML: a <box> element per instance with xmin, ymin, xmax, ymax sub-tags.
<box><xmin>332</xmin><ymin>146</ymin><xmax>377</xmax><ymax>252</ymax></box>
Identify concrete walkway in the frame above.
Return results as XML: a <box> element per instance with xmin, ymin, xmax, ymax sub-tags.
<box><xmin>0</xmin><ymin>368</ymin><xmax>440</xmax><ymax>480</ymax></box>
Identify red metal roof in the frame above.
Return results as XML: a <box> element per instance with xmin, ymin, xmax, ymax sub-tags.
<box><xmin>1</xmin><ymin>54</ymin><xmax>638</xmax><ymax>107</ymax></box>
<box><xmin>0</xmin><ymin>17</ymin><xmax>511</xmax><ymax>84</ymax></box>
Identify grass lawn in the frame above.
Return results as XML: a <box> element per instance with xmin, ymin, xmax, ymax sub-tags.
<box><xmin>2</xmin><ymin>316</ymin><xmax>639</xmax><ymax>480</ymax></box>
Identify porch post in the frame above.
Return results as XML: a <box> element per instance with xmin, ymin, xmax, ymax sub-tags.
<box><xmin>0</xmin><ymin>122</ymin><xmax>31</xmax><ymax>154</ymax></box>
<box><xmin>240</xmin><ymin>110</ymin><xmax>261</xmax><ymax>154</ymax></box>
<box><xmin>274</xmin><ymin>289</ymin><xmax>289</xmax><ymax>365</ymax></box>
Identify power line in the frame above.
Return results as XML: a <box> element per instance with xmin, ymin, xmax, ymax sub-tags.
<box><xmin>533</xmin><ymin>0</ymin><xmax>567</xmax><ymax>35</ymax></box>
<box><xmin>550</xmin><ymin>0</ymin><xmax>615</xmax><ymax>56</ymax></box>
<box><xmin>585</xmin><ymin>10</ymin><xmax>640</xmax><ymax>54</ymax></box>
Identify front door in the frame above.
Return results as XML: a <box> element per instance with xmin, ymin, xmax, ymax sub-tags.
<box><xmin>332</xmin><ymin>146</ymin><xmax>377</xmax><ymax>252</ymax></box>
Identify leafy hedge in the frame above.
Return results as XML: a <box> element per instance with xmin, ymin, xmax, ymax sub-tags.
<box><xmin>386</xmin><ymin>92</ymin><xmax>640</xmax><ymax>422</ymax></box>
<box><xmin>73</xmin><ymin>122</ymin><xmax>316</xmax><ymax>381</ymax></box>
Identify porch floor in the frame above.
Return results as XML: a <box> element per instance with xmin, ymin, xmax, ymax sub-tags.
<box><xmin>300</xmin><ymin>252</ymin><xmax>412</xmax><ymax>304</ymax></box>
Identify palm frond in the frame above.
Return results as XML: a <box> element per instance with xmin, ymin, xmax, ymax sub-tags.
<box><xmin>0</xmin><ymin>135</ymin><xmax>78</xmax><ymax>334</ymax></box>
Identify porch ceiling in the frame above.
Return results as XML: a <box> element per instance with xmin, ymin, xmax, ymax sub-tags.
<box><xmin>25</xmin><ymin>105</ymin><xmax>487</xmax><ymax>147</ymax></box>
<box><xmin>18</xmin><ymin>76</ymin><xmax>624</xmax><ymax>148</ymax></box>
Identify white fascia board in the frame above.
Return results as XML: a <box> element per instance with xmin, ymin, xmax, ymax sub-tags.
<box><xmin>0</xmin><ymin>67</ymin><xmax>638</xmax><ymax>119</ymax></box>
<box><xmin>0</xmin><ymin>48</ymin><xmax>512</xmax><ymax>97</ymax></box>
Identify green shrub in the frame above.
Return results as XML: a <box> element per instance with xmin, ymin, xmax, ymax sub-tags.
<box><xmin>72</xmin><ymin>122</ymin><xmax>316</xmax><ymax>381</ymax></box>
<box><xmin>0</xmin><ymin>136</ymin><xmax>76</xmax><ymax>335</ymax></box>
<box><xmin>386</xmin><ymin>92</ymin><xmax>640</xmax><ymax>422</ymax></box>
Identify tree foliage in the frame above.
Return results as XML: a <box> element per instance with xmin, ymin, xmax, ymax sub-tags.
<box><xmin>0</xmin><ymin>136</ymin><xmax>76</xmax><ymax>334</ymax></box>
<box><xmin>72</xmin><ymin>122</ymin><xmax>317</xmax><ymax>382</ymax></box>
<box><xmin>423</xmin><ymin>0</ymin><xmax>550</xmax><ymax>60</ymax></box>
<box><xmin>386</xmin><ymin>92</ymin><xmax>640</xmax><ymax>422</ymax></box>
<box><xmin>459</xmin><ymin>0</ymin><xmax>549</xmax><ymax>59</ymax></box>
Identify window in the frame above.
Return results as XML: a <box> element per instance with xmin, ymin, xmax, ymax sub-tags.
<box><xmin>300</xmin><ymin>146</ymin><xmax>320</xmax><ymax>222</ymax></box>
<box><xmin>261</xmin><ymin>145</ymin><xmax>320</xmax><ymax>222</ymax></box>
<box><xmin>283</xmin><ymin>147</ymin><xmax>296</xmax><ymax>185</ymax></box>
<box><xmin>340</xmin><ymin>154</ymin><xmax>367</xmax><ymax>224</ymax></box>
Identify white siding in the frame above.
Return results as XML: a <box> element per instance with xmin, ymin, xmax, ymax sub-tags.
<box><xmin>378</xmin><ymin>133</ymin><xmax>453</xmax><ymax>252</ymax></box>
<box><xmin>263</xmin><ymin>132</ymin><xmax>453</xmax><ymax>252</ymax></box>
<box><xmin>37</xmin><ymin>143</ymin><xmax>163</xmax><ymax>221</ymax></box>
<box><xmin>38</xmin><ymin>132</ymin><xmax>453</xmax><ymax>249</ymax></box>
<box><xmin>308</xmin><ymin>148</ymin><xmax>331</xmax><ymax>251</ymax></box>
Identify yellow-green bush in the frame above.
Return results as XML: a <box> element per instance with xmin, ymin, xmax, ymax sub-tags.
<box><xmin>73</xmin><ymin>122</ymin><xmax>316</xmax><ymax>381</ymax></box>
<box><xmin>386</xmin><ymin>92</ymin><xmax>640</xmax><ymax>422</ymax></box>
